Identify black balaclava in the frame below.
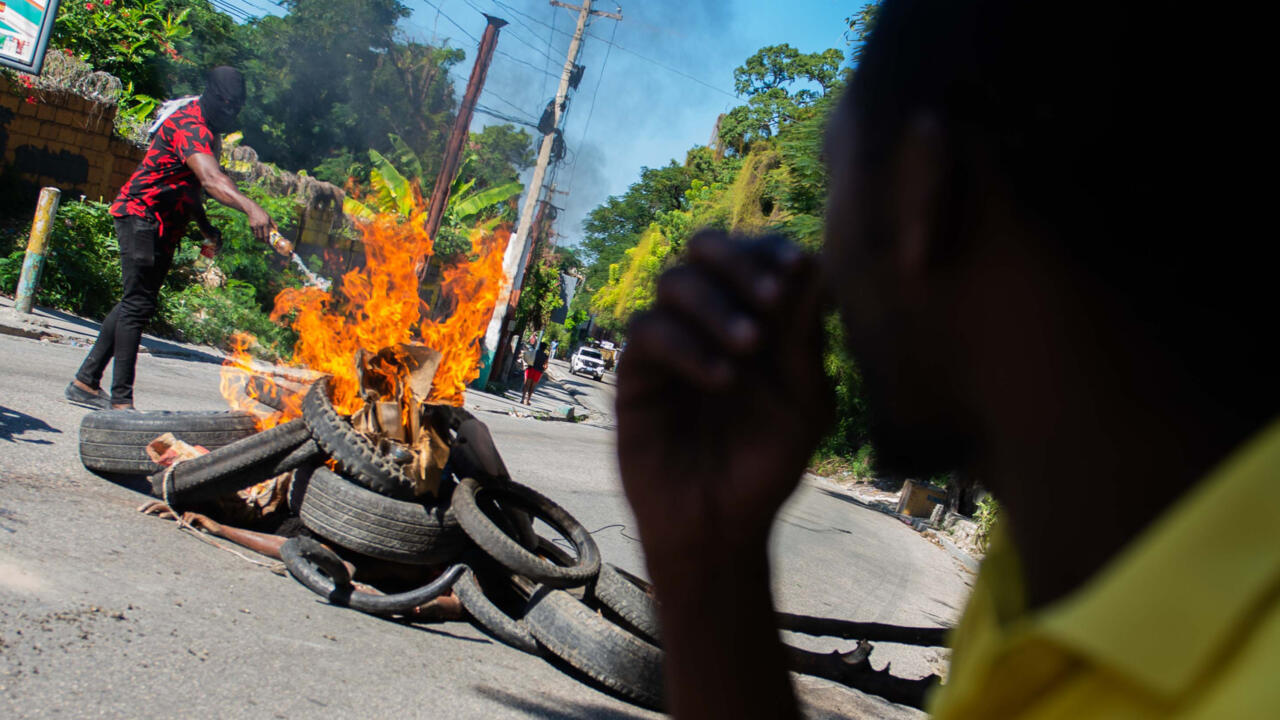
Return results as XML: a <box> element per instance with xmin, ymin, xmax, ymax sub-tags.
<box><xmin>200</xmin><ymin>66</ymin><xmax>246</xmax><ymax>134</ymax></box>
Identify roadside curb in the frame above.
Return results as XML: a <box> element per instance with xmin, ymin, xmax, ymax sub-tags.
<box><xmin>0</xmin><ymin>300</ymin><xmax>246</xmax><ymax>366</ymax></box>
<box><xmin>0</xmin><ymin>309</ymin><xmax>60</xmax><ymax>341</ymax></box>
<box><xmin>806</xmin><ymin>472</ymin><xmax>984</xmax><ymax>573</ymax></box>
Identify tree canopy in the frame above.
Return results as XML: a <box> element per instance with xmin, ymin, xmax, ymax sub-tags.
<box><xmin>49</xmin><ymin>0</ymin><xmax>534</xmax><ymax>206</ymax></box>
<box><xmin>573</xmin><ymin>16</ymin><xmax>877</xmax><ymax>458</ymax></box>
<box><xmin>718</xmin><ymin>43</ymin><xmax>845</xmax><ymax>154</ymax></box>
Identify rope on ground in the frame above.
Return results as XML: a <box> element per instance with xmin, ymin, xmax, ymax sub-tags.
<box><xmin>140</xmin><ymin>467</ymin><xmax>285</xmax><ymax>574</ymax></box>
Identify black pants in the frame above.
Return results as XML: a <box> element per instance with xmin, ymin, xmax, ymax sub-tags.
<box><xmin>76</xmin><ymin>216</ymin><xmax>173</xmax><ymax>404</ymax></box>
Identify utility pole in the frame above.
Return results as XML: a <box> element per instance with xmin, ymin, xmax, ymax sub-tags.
<box><xmin>474</xmin><ymin>0</ymin><xmax>621</xmax><ymax>388</ymax></box>
<box><xmin>422</xmin><ymin>14</ymin><xmax>508</xmax><ymax>261</ymax></box>
<box><xmin>491</xmin><ymin>189</ymin><xmax>556</xmax><ymax>381</ymax></box>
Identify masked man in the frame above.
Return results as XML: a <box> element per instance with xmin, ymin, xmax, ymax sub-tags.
<box><xmin>66</xmin><ymin>67</ymin><xmax>285</xmax><ymax>410</ymax></box>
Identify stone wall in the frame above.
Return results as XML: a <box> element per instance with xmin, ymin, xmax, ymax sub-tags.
<box><xmin>0</xmin><ymin>75</ymin><xmax>145</xmax><ymax>209</ymax></box>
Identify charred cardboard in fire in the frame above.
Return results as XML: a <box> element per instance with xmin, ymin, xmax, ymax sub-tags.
<box><xmin>312</xmin><ymin>342</ymin><xmax>508</xmax><ymax>497</ymax></box>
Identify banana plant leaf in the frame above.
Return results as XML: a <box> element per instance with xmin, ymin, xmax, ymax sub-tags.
<box><xmin>344</xmin><ymin>196</ymin><xmax>376</xmax><ymax>222</ymax></box>
<box><xmin>368</xmin><ymin>149</ymin><xmax>415</xmax><ymax>217</ymax></box>
<box><xmin>451</xmin><ymin>181</ymin><xmax>523</xmax><ymax>222</ymax></box>
<box><xmin>387</xmin><ymin>134</ymin><xmax>423</xmax><ymax>180</ymax></box>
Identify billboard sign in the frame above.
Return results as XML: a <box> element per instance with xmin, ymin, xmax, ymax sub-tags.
<box><xmin>1</xmin><ymin>0</ymin><xmax>61</xmax><ymax>74</ymax></box>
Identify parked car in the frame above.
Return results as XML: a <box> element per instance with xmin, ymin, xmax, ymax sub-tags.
<box><xmin>570</xmin><ymin>347</ymin><xmax>607</xmax><ymax>381</ymax></box>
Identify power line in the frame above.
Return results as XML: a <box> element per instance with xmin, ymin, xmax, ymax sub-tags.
<box><xmin>416</xmin><ymin>0</ymin><xmax>480</xmax><ymax>43</ymax></box>
<box><xmin>566</xmin><ymin>16</ymin><xmax>616</xmax><ymax>198</ymax></box>
<box><xmin>418</xmin><ymin>1</ymin><xmax>559</xmax><ymax>81</ymax></box>
<box><xmin>541</xmin><ymin>6</ymin><xmax>556</xmax><ymax>99</ymax></box>
<box><xmin>460</xmin><ymin>0</ymin><xmax>563</xmax><ymax>67</ymax></box>
<box><xmin>223</xmin><ymin>0</ymin><xmax>285</xmax><ymax>17</ymax></box>
<box><xmin>474</xmin><ymin>104</ymin><xmax>539</xmax><ymax>128</ymax></box>
<box><xmin>210</xmin><ymin>1</ymin><xmax>254</xmax><ymax>23</ymax></box>
<box><xmin>491</xmin><ymin>0</ymin><xmax>575</xmax><ymax>39</ymax></box>
<box><xmin>585</xmin><ymin>31</ymin><xmax>738</xmax><ymax>99</ymax></box>
<box><xmin>495</xmin><ymin>49</ymin><xmax>561</xmax><ymax>79</ymax></box>
<box><xmin>449</xmin><ymin>68</ymin><xmax>538</xmax><ymax>121</ymax></box>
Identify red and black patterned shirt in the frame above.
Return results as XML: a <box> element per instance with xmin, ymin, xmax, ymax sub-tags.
<box><xmin>110</xmin><ymin>101</ymin><xmax>220</xmax><ymax>251</ymax></box>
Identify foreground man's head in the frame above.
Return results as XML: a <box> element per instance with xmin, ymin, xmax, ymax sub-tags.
<box><xmin>824</xmin><ymin>0</ymin><xmax>1272</xmax><ymax>486</ymax></box>
<box><xmin>616</xmin><ymin>1</ymin><xmax>1273</xmax><ymax>716</ymax></box>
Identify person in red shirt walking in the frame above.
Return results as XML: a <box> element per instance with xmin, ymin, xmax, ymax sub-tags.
<box><xmin>65</xmin><ymin>67</ymin><xmax>286</xmax><ymax>410</ymax></box>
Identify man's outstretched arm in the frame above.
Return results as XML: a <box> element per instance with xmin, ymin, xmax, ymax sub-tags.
<box><xmin>186</xmin><ymin>153</ymin><xmax>273</xmax><ymax>244</ymax></box>
<box><xmin>617</xmin><ymin>231</ymin><xmax>833</xmax><ymax>717</ymax></box>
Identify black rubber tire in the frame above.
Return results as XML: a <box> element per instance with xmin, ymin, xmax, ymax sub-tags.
<box><xmin>145</xmin><ymin>420</ymin><xmax>315</xmax><ymax>505</ymax></box>
<box><xmin>454</xmin><ymin>565</ymin><xmax>540</xmax><ymax>655</ymax></box>
<box><xmin>592</xmin><ymin>564</ymin><xmax>662</xmax><ymax>644</ymax></box>
<box><xmin>452</xmin><ymin>477</ymin><xmax>601</xmax><ymax>588</ymax></box>
<box><xmin>281</xmin><ymin>537</ymin><xmax>464</xmax><ymax>616</ymax></box>
<box><xmin>80</xmin><ymin>410</ymin><xmax>258</xmax><ymax>476</ymax></box>
<box><xmin>302</xmin><ymin>377</ymin><xmax>415</xmax><ymax>497</ymax></box>
<box><xmin>297</xmin><ymin>466</ymin><xmax>467</xmax><ymax>565</ymax></box>
<box><xmin>524</xmin><ymin>586</ymin><xmax>665</xmax><ymax>710</ymax></box>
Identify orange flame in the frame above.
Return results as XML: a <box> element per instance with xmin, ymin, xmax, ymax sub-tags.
<box><xmin>220</xmin><ymin>188</ymin><xmax>508</xmax><ymax>426</ymax></box>
<box><xmin>219</xmin><ymin>333</ymin><xmax>305</xmax><ymax>429</ymax></box>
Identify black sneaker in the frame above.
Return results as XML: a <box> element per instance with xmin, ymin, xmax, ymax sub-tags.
<box><xmin>65</xmin><ymin>381</ymin><xmax>111</xmax><ymax>410</ymax></box>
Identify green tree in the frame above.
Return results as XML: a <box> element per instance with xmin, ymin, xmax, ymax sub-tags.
<box><xmin>51</xmin><ymin>0</ymin><xmax>194</xmax><ymax>99</ymax></box>
<box><xmin>159</xmin><ymin>0</ymin><xmax>252</xmax><ymax>94</ymax></box>
<box><xmin>514</xmin><ymin>253</ymin><xmax>564</xmax><ymax>336</ymax></box>
<box><xmin>234</xmin><ymin>0</ymin><xmax>461</xmax><ymax>178</ymax></box>
<box><xmin>718</xmin><ymin>44</ymin><xmax>844</xmax><ymax>154</ymax></box>
<box><xmin>468</xmin><ymin>124</ymin><xmax>536</xmax><ymax>192</ymax></box>
<box><xmin>846</xmin><ymin>2</ymin><xmax>882</xmax><ymax>60</ymax></box>
<box><xmin>580</xmin><ymin>162</ymin><xmax>694</xmax><ymax>289</ymax></box>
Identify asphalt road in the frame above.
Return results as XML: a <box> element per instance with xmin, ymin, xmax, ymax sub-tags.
<box><xmin>0</xmin><ymin>324</ymin><xmax>973</xmax><ymax>719</ymax></box>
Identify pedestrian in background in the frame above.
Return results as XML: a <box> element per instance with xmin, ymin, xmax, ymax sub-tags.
<box><xmin>521</xmin><ymin>342</ymin><xmax>550</xmax><ymax>406</ymax></box>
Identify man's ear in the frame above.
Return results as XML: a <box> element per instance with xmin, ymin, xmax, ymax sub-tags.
<box><xmin>890</xmin><ymin>113</ymin><xmax>946</xmax><ymax>284</ymax></box>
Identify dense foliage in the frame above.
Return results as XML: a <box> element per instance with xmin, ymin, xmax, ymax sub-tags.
<box><xmin>47</xmin><ymin>0</ymin><xmax>534</xmax><ymax>197</ymax></box>
<box><xmin>576</xmin><ymin>23</ymin><xmax>881</xmax><ymax>461</ymax></box>
<box><xmin>14</xmin><ymin>0</ymin><xmax>539</xmax><ymax>360</ymax></box>
<box><xmin>0</xmin><ymin>190</ymin><xmax>303</xmax><ymax>359</ymax></box>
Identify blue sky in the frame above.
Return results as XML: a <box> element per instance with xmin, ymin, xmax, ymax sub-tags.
<box><xmin>223</xmin><ymin>0</ymin><xmax>865</xmax><ymax>248</ymax></box>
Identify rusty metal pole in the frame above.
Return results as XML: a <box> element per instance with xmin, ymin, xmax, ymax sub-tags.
<box><xmin>421</xmin><ymin>15</ymin><xmax>508</xmax><ymax>258</ymax></box>
<box><xmin>14</xmin><ymin>187</ymin><xmax>62</xmax><ymax>315</ymax></box>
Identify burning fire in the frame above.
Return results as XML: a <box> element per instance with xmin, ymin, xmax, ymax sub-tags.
<box><xmin>219</xmin><ymin>193</ymin><xmax>508</xmax><ymax>428</ymax></box>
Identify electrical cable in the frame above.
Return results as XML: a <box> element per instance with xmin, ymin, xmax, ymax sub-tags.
<box><xmin>585</xmin><ymin>30</ymin><xmax>738</xmax><ymax>99</ymax></box>
<box><xmin>223</xmin><ymin>0</ymin><xmax>285</xmax><ymax>17</ymax></box>
<box><xmin>541</xmin><ymin>6</ymin><xmax>556</xmax><ymax>100</ymax></box>
<box><xmin>492</xmin><ymin>0</ymin><xmax>575</xmax><ymax>39</ymax></box>
<box><xmin>564</xmin><ymin>17</ymin><xmax>616</xmax><ymax>198</ymax></box>
<box><xmin>209</xmin><ymin>0</ymin><xmax>254</xmax><ymax>22</ymax></box>
<box><xmin>460</xmin><ymin>0</ymin><xmax>563</xmax><ymax>67</ymax></box>
<box><xmin>474</xmin><ymin>104</ymin><xmax>539</xmax><ymax>128</ymax></box>
<box><xmin>495</xmin><ymin>50</ymin><xmax>561</xmax><ymax>79</ymax></box>
<box><xmin>416</xmin><ymin>0</ymin><xmax>481</xmax><ymax>43</ymax></box>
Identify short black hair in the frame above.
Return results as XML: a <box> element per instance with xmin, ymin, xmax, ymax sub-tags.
<box><xmin>847</xmin><ymin>0</ymin><xmax>1275</xmax><ymax>424</ymax></box>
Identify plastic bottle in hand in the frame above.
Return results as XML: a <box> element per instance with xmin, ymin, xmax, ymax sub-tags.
<box><xmin>268</xmin><ymin>229</ymin><xmax>294</xmax><ymax>256</ymax></box>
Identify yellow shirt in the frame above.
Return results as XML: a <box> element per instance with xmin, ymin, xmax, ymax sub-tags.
<box><xmin>929</xmin><ymin>420</ymin><xmax>1280</xmax><ymax>719</ymax></box>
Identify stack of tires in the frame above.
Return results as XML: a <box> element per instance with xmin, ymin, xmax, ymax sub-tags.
<box><xmin>78</xmin><ymin>378</ymin><xmax>667</xmax><ymax>710</ymax></box>
<box><xmin>449</xmin><ymin>476</ymin><xmax>665</xmax><ymax>710</ymax></box>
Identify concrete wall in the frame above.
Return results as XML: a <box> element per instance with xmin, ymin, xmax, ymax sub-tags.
<box><xmin>0</xmin><ymin>76</ymin><xmax>145</xmax><ymax>208</ymax></box>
